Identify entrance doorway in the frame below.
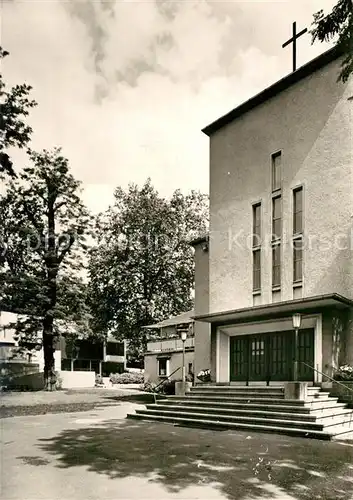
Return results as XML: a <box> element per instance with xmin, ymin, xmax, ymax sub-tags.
<box><xmin>229</xmin><ymin>329</ymin><xmax>314</xmax><ymax>383</ymax></box>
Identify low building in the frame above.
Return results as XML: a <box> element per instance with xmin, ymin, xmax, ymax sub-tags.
<box><xmin>59</xmin><ymin>334</ymin><xmax>126</xmax><ymax>376</ymax></box>
<box><xmin>143</xmin><ymin>310</ymin><xmax>195</xmax><ymax>384</ymax></box>
<box><xmin>0</xmin><ymin>310</ymin><xmax>127</xmax><ymax>387</ymax></box>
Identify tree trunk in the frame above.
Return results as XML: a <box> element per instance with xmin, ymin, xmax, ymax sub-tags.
<box><xmin>43</xmin><ymin>187</ymin><xmax>58</xmax><ymax>391</ymax></box>
<box><xmin>43</xmin><ymin>318</ymin><xmax>56</xmax><ymax>391</ymax></box>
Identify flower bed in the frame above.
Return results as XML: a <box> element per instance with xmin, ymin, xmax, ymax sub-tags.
<box><xmin>333</xmin><ymin>365</ymin><xmax>353</xmax><ymax>381</ymax></box>
<box><xmin>331</xmin><ymin>366</ymin><xmax>353</xmax><ymax>405</ymax></box>
<box><xmin>109</xmin><ymin>371</ymin><xmax>144</xmax><ymax>385</ymax></box>
<box><xmin>197</xmin><ymin>369</ymin><xmax>211</xmax><ymax>383</ymax></box>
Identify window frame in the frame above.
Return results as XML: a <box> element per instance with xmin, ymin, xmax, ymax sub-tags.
<box><xmin>271</xmin><ymin>151</ymin><xmax>282</xmax><ymax>192</ymax></box>
<box><xmin>272</xmin><ymin>242</ymin><xmax>281</xmax><ymax>289</ymax></box>
<box><xmin>253</xmin><ymin>248</ymin><xmax>261</xmax><ymax>292</ymax></box>
<box><xmin>252</xmin><ymin>202</ymin><xmax>262</xmax><ymax>248</ymax></box>
<box><xmin>158</xmin><ymin>358</ymin><xmax>169</xmax><ymax>377</ymax></box>
<box><xmin>272</xmin><ymin>195</ymin><xmax>282</xmax><ymax>242</ymax></box>
<box><xmin>293</xmin><ymin>237</ymin><xmax>303</xmax><ymax>283</ymax></box>
<box><xmin>293</xmin><ymin>186</ymin><xmax>303</xmax><ymax>236</ymax></box>
<box><xmin>106</xmin><ymin>341</ymin><xmax>125</xmax><ymax>357</ymax></box>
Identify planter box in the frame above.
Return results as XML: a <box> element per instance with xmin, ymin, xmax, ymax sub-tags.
<box><xmin>284</xmin><ymin>382</ymin><xmax>308</xmax><ymax>400</ymax></box>
<box><xmin>175</xmin><ymin>381</ymin><xmax>192</xmax><ymax>396</ymax></box>
<box><xmin>331</xmin><ymin>381</ymin><xmax>353</xmax><ymax>405</ymax></box>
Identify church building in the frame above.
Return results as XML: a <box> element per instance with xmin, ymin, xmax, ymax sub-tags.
<box><xmin>192</xmin><ymin>45</ymin><xmax>353</xmax><ymax>387</ymax></box>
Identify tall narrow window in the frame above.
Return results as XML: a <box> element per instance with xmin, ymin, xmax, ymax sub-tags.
<box><xmin>272</xmin><ymin>196</ymin><xmax>282</xmax><ymax>240</ymax></box>
<box><xmin>272</xmin><ymin>244</ymin><xmax>281</xmax><ymax>287</ymax></box>
<box><xmin>293</xmin><ymin>239</ymin><xmax>303</xmax><ymax>282</ymax></box>
<box><xmin>158</xmin><ymin>358</ymin><xmax>168</xmax><ymax>377</ymax></box>
<box><xmin>293</xmin><ymin>187</ymin><xmax>303</xmax><ymax>234</ymax></box>
<box><xmin>253</xmin><ymin>249</ymin><xmax>261</xmax><ymax>291</ymax></box>
<box><xmin>272</xmin><ymin>151</ymin><xmax>282</xmax><ymax>191</ymax></box>
<box><xmin>253</xmin><ymin>203</ymin><xmax>261</xmax><ymax>247</ymax></box>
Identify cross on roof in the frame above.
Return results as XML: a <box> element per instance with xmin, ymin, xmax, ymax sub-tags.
<box><xmin>282</xmin><ymin>21</ymin><xmax>308</xmax><ymax>72</ymax></box>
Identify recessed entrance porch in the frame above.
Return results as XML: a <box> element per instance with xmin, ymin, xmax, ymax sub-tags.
<box><xmin>215</xmin><ymin>315</ymin><xmax>322</xmax><ymax>385</ymax></box>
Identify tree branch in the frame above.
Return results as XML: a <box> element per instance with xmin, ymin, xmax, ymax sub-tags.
<box><xmin>22</xmin><ymin>200</ymin><xmax>44</xmax><ymax>236</ymax></box>
<box><xmin>53</xmin><ymin>200</ymin><xmax>67</xmax><ymax>213</ymax></box>
<box><xmin>57</xmin><ymin>234</ymin><xmax>75</xmax><ymax>264</ymax></box>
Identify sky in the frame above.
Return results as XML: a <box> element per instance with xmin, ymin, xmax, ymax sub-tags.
<box><xmin>2</xmin><ymin>0</ymin><xmax>335</xmax><ymax>214</ymax></box>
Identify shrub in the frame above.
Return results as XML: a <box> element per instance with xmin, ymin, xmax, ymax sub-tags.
<box><xmin>334</xmin><ymin>365</ymin><xmax>353</xmax><ymax>381</ymax></box>
<box><xmin>140</xmin><ymin>381</ymin><xmax>159</xmax><ymax>393</ymax></box>
<box><xmin>109</xmin><ymin>371</ymin><xmax>144</xmax><ymax>384</ymax></box>
<box><xmin>102</xmin><ymin>362</ymin><xmax>124</xmax><ymax>377</ymax></box>
<box><xmin>95</xmin><ymin>374</ymin><xmax>103</xmax><ymax>386</ymax></box>
<box><xmin>160</xmin><ymin>379</ymin><xmax>177</xmax><ymax>395</ymax></box>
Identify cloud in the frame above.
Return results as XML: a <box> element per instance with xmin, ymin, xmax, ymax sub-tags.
<box><xmin>2</xmin><ymin>0</ymin><xmax>335</xmax><ymax>214</ymax></box>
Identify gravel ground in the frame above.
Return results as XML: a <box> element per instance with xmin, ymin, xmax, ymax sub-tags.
<box><xmin>2</xmin><ymin>404</ymin><xmax>353</xmax><ymax>500</ymax></box>
<box><xmin>0</xmin><ymin>387</ymin><xmax>154</xmax><ymax>418</ymax></box>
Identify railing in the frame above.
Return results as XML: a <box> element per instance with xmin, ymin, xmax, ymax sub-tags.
<box><xmin>147</xmin><ymin>337</ymin><xmax>195</xmax><ymax>352</ymax></box>
<box><xmin>151</xmin><ymin>366</ymin><xmax>181</xmax><ymax>404</ymax></box>
<box><xmin>300</xmin><ymin>361</ymin><xmax>353</xmax><ymax>394</ymax></box>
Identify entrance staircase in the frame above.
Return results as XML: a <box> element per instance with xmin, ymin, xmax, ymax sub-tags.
<box><xmin>127</xmin><ymin>385</ymin><xmax>353</xmax><ymax>440</ymax></box>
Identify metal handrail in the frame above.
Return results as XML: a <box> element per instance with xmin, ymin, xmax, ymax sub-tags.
<box><xmin>151</xmin><ymin>366</ymin><xmax>182</xmax><ymax>404</ymax></box>
<box><xmin>300</xmin><ymin>361</ymin><xmax>353</xmax><ymax>394</ymax></box>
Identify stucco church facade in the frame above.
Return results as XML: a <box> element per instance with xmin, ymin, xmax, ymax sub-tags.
<box><xmin>192</xmin><ymin>46</ymin><xmax>353</xmax><ymax>387</ymax></box>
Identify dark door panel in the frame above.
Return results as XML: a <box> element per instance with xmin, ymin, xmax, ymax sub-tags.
<box><xmin>248</xmin><ymin>335</ymin><xmax>267</xmax><ymax>381</ymax></box>
<box><xmin>230</xmin><ymin>329</ymin><xmax>315</xmax><ymax>383</ymax></box>
<box><xmin>297</xmin><ymin>329</ymin><xmax>315</xmax><ymax>381</ymax></box>
<box><xmin>230</xmin><ymin>336</ymin><xmax>249</xmax><ymax>381</ymax></box>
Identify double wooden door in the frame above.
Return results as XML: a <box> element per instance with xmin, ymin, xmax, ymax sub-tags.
<box><xmin>229</xmin><ymin>329</ymin><xmax>314</xmax><ymax>382</ymax></box>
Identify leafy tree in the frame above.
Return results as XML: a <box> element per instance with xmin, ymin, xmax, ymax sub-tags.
<box><xmin>88</xmin><ymin>179</ymin><xmax>208</xmax><ymax>365</ymax></box>
<box><xmin>0</xmin><ymin>47</ymin><xmax>36</xmax><ymax>177</ymax></box>
<box><xmin>0</xmin><ymin>148</ymin><xmax>92</xmax><ymax>389</ymax></box>
<box><xmin>311</xmin><ymin>0</ymin><xmax>353</xmax><ymax>82</ymax></box>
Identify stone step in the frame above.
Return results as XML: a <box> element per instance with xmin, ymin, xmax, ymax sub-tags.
<box><xmin>127</xmin><ymin>413</ymin><xmax>333</xmax><ymax>440</ymax></box>
<box><xmin>191</xmin><ymin>386</ymin><xmax>284</xmax><ymax>392</ymax></box>
<box><xmin>305</xmin><ymin>403</ymin><xmax>349</xmax><ymax>414</ymax></box>
<box><xmin>158</xmin><ymin>399</ymin><xmax>347</xmax><ymax>413</ymax></box>
<box><xmin>189</xmin><ymin>390</ymin><xmax>285</xmax><ymax>398</ymax></box>
<box><xmin>304</xmin><ymin>397</ymin><xmax>341</xmax><ymax>407</ymax></box>
<box><xmin>169</xmin><ymin>395</ymin><xmax>339</xmax><ymax>406</ymax></box>
<box><xmin>135</xmin><ymin>408</ymin><xmax>327</xmax><ymax>431</ymax></box>
<box><xmin>316</xmin><ymin>408</ymin><xmax>353</xmax><ymax>421</ymax></box>
<box><xmin>146</xmin><ymin>403</ymin><xmax>353</xmax><ymax>422</ymax></box>
<box><xmin>319</xmin><ymin>416</ymin><xmax>353</xmax><ymax>429</ymax></box>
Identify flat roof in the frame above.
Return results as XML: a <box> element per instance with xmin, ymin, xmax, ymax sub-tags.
<box><xmin>143</xmin><ymin>310</ymin><xmax>194</xmax><ymax>329</ymax></box>
<box><xmin>202</xmin><ymin>45</ymin><xmax>342</xmax><ymax>137</ymax></box>
<box><xmin>193</xmin><ymin>293</ymin><xmax>353</xmax><ymax>325</ymax></box>
<box><xmin>189</xmin><ymin>234</ymin><xmax>209</xmax><ymax>247</ymax></box>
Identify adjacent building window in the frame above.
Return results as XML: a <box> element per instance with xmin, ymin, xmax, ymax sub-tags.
<box><xmin>158</xmin><ymin>358</ymin><xmax>168</xmax><ymax>377</ymax></box>
<box><xmin>106</xmin><ymin>341</ymin><xmax>125</xmax><ymax>356</ymax></box>
<box><xmin>293</xmin><ymin>186</ymin><xmax>303</xmax><ymax>234</ymax></box>
<box><xmin>272</xmin><ymin>151</ymin><xmax>282</xmax><ymax>191</ymax></box>
<box><xmin>272</xmin><ymin>243</ymin><xmax>281</xmax><ymax>288</ymax></box>
<box><xmin>293</xmin><ymin>239</ymin><xmax>303</xmax><ymax>282</ymax></box>
<box><xmin>272</xmin><ymin>196</ymin><xmax>282</xmax><ymax>240</ymax></box>
<box><xmin>253</xmin><ymin>203</ymin><xmax>261</xmax><ymax>247</ymax></box>
<box><xmin>253</xmin><ymin>249</ymin><xmax>261</xmax><ymax>291</ymax></box>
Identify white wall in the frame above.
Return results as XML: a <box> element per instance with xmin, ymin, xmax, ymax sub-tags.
<box><xmin>60</xmin><ymin>371</ymin><xmax>95</xmax><ymax>389</ymax></box>
<box><xmin>0</xmin><ymin>311</ymin><xmax>17</xmax><ymax>343</ymax></box>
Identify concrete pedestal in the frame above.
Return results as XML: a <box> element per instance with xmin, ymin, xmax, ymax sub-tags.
<box><xmin>175</xmin><ymin>381</ymin><xmax>192</xmax><ymax>396</ymax></box>
<box><xmin>284</xmin><ymin>382</ymin><xmax>308</xmax><ymax>400</ymax></box>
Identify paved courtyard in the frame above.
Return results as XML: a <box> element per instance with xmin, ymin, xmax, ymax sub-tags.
<box><xmin>1</xmin><ymin>395</ymin><xmax>353</xmax><ymax>500</ymax></box>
